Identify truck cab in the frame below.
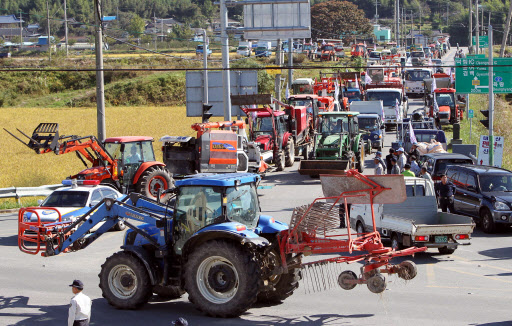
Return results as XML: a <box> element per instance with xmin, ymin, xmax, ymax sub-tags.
<box><xmin>358</xmin><ymin>113</ymin><xmax>384</xmax><ymax>151</ymax></box>
<box><xmin>404</xmin><ymin>68</ymin><xmax>431</xmax><ymax>98</ymax></box>
<box><xmin>365</xmin><ymin>88</ymin><xmax>407</xmax><ymax>130</ymax></box>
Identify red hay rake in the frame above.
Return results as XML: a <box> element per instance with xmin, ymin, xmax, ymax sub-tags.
<box><xmin>278</xmin><ymin>170</ymin><xmax>427</xmax><ymax>293</ymax></box>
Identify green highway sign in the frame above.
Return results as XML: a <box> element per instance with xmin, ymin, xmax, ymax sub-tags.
<box><xmin>455</xmin><ymin>58</ymin><xmax>512</xmax><ymax>94</ymax></box>
<box><xmin>472</xmin><ymin>36</ymin><xmax>489</xmax><ymax>48</ymax></box>
<box><xmin>468</xmin><ymin>109</ymin><xmax>474</xmax><ymax>118</ymax></box>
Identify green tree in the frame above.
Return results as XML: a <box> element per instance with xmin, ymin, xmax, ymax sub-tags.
<box><xmin>170</xmin><ymin>24</ymin><xmax>194</xmax><ymax>41</ymax></box>
<box><xmin>128</xmin><ymin>14</ymin><xmax>146</xmax><ymax>37</ymax></box>
<box><xmin>311</xmin><ymin>1</ymin><xmax>373</xmax><ymax>40</ymax></box>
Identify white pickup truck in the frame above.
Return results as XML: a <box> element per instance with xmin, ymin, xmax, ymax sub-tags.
<box><xmin>350</xmin><ymin>177</ymin><xmax>475</xmax><ymax>255</ymax></box>
<box><xmin>404</xmin><ymin>68</ymin><xmax>431</xmax><ymax>98</ymax></box>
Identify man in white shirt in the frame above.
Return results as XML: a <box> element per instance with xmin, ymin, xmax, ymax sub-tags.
<box><xmin>396</xmin><ymin>147</ymin><xmax>407</xmax><ymax>173</ymax></box>
<box><xmin>68</xmin><ymin>280</ymin><xmax>91</xmax><ymax>326</ymax></box>
<box><xmin>374</xmin><ymin>157</ymin><xmax>384</xmax><ymax>175</ymax></box>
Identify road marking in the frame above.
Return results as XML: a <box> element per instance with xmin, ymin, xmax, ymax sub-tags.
<box><xmin>426</xmin><ymin>264</ymin><xmax>436</xmax><ymax>284</ymax></box>
<box><xmin>452</xmin><ymin>254</ymin><xmax>512</xmax><ymax>273</ymax></box>
<box><xmin>436</xmin><ymin>265</ymin><xmax>512</xmax><ymax>284</ymax></box>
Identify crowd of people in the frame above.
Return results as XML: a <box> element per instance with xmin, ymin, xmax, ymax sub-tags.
<box><xmin>373</xmin><ymin>143</ymin><xmax>432</xmax><ymax>181</ymax></box>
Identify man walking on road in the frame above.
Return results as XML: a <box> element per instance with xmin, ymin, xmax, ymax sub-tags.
<box><xmin>385</xmin><ymin>148</ymin><xmax>395</xmax><ymax>174</ymax></box>
<box><xmin>68</xmin><ymin>280</ymin><xmax>91</xmax><ymax>326</ymax></box>
<box><xmin>420</xmin><ymin>167</ymin><xmax>433</xmax><ymax>182</ymax></box>
<box><xmin>435</xmin><ymin>174</ymin><xmax>456</xmax><ymax>213</ymax></box>
<box><xmin>401</xmin><ymin>164</ymin><xmax>416</xmax><ymax>177</ymax></box>
<box><xmin>374</xmin><ymin>157</ymin><xmax>384</xmax><ymax>175</ymax></box>
<box><xmin>396</xmin><ymin>147</ymin><xmax>407</xmax><ymax>172</ymax></box>
<box><xmin>390</xmin><ymin>158</ymin><xmax>400</xmax><ymax>174</ymax></box>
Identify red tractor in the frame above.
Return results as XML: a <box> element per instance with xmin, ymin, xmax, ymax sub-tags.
<box><xmin>239</xmin><ymin>95</ymin><xmax>314</xmax><ymax>170</ymax></box>
<box><xmin>351</xmin><ymin>43</ymin><xmax>367</xmax><ymax>59</ymax></box>
<box><xmin>430</xmin><ymin>88</ymin><xmax>464</xmax><ymax>125</ymax></box>
<box><xmin>6</xmin><ymin>123</ymin><xmax>173</xmax><ymax>200</ymax></box>
<box><xmin>320</xmin><ymin>43</ymin><xmax>337</xmax><ymax>61</ymax></box>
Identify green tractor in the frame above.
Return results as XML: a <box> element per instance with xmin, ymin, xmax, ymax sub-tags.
<box><xmin>299</xmin><ymin>111</ymin><xmax>367</xmax><ymax>176</ymax></box>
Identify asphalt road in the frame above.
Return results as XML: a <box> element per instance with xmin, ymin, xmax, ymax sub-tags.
<box><xmin>1</xmin><ymin>47</ymin><xmax>511</xmax><ymax>326</ymax></box>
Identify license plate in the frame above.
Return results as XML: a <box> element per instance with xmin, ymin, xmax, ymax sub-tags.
<box><xmin>435</xmin><ymin>236</ymin><xmax>447</xmax><ymax>243</ymax></box>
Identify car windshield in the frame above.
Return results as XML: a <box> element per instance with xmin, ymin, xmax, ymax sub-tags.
<box><xmin>367</xmin><ymin>68</ymin><xmax>384</xmax><ymax>81</ymax></box>
<box><xmin>256</xmin><ymin>47</ymin><xmax>266</xmax><ymax>51</ymax></box>
<box><xmin>479</xmin><ymin>175</ymin><xmax>512</xmax><ymax>192</ymax></box>
<box><xmin>253</xmin><ymin>117</ymin><xmax>273</xmax><ymax>133</ymax></box>
<box><xmin>358</xmin><ymin>117</ymin><xmax>378</xmax><ymax>131</ymax></box>
<box><xmin>436</xmin><ymin>93</ymin><xmax>455</xmax><ymax>106</ymax></box>
<box><xmin>321</xmin><ymin>116</ymin><xmax>348</xmax><ymax>134</ymax></box>
<box><xmin>367</xmin><ymin>92</ymin><xmax>401</xmax><ymax>106</ymax></box>
<box><xmin>238</xmin><ymin>46</ymin><xmax>248</xmax><ymax>50</ymax></box>
<box><xmin>411</xmin><ymin>51</ymin><xmax>424</xmax><ymax>57</ymax></box>
<box><xmin>289</xmin><ymin>98</ymin><xmax>313</xmax><ymax>107</ymax></box>
<box><xmin>405</xmin><ymin>70</ymin><xmax>431</xmax><ymax>81</ymax></box>
<box><xmin>291</xmin><ymin>83</ymin><xmax>314</xmax><ymax>94</ymax></box>
<box><xmin>432</xmin><ymin>59</ymin><xmax>442</xmax><ymax>65</ymax></box>
<box><xmin>197</xmin><ymin>45</ymin><xmax>203</xmax><ymax>50</ymax></box>
<box><xmin>304</xmin><ymin>45</ymin><xmax>312</xmax><ymax>50</ymax></box>
<box><xmin>370</xmin><ymin>52</ymin><xmax>380</xmax><ymax>58</ymax></box>
<box><xmin>436</xmin><ymin>159</ymin><xmax>473</xmax><ymax>174</ymax></box>
<box><xmin>226</xmin><ymin>184</ymin><xmax>259</xmax><ymax>229</ymax></box>
<box><xmin>42</xmin><ymin>191</ymin><xmax>89</xmax><ymax>207</ymax></box>
<box><xmin>323</xmin><ymin>45</ymin><xmax>334</xmax><ymax>51</ymax></box>
<box><xmin>335</xmin><ymin>47</ymin><xmax>344</xmax><ymax>51</ymax></box>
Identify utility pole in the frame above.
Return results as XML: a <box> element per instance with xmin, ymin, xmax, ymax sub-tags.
<box><xmin>19</xmin><ymin>10</ymin><xmax>23</xmax><ymax>50</ymax></box>
<box><xmin>488</xmin><ymin>25</ymin><xmax>494</xmax><ymax>166</ymax></box>
<box><xmin>446</xmin><ymin>2</ymin><xmax>449</xmax><ymax>27</ymax></box>
<box><xmin>500</xmin><ymin>0</ymin><xmax>512</xmax><ymax>57</ymax></box>
<box><xmin>203</xmin><ymin>29</ymin><xmax>208</xmax><ymax>105</ymax></box>
<box><xmin>374</xmin><ymin>0</ymin><xmax>379</xmax><ymax>23</ymax></box>
<box><xmin>288</xmin><ymin>38</ymin><xmax>293</xmax><ymax>88</ymax></box>
<box><xmin>47</xmin><ymin>1</ymin><xmax>51</xmax><ymax>60</ymax></box>
<box><xmin>475</xmin><ymin>0</ymin><xmax>479</xmax><ymax>54</ymax></box>
<box><xmin>410</xmin><ymin>10</ymin><xmax>413</xmax><ymax>47</ymax></box>
<box><xmin>94</xmin><ymin>0</ymin><xmax>106</xmax><ymax>141</ymax></box>
<box><xmin>64</xmin><ymin>0</ymin><xmax>69</xmax><ymax>56</ymax></box>
<box><xmin>275</xmin><ymin>39</ymin><xmax>282</xmax><ymax>102</ymax></box>
<box><xmin>220</xmin><ymin>0</ymin><xmax>231</xmax><ymax>121</ymax></box>
<box><xmin>153</xmin><ymin>13</ymin><xmax>157</xmax><ymax>50</ymax></box>
<box><xmin>395</xmin><ymin>0</ymin><xmax>399</xmax><ymax>45</ymax></box>
<box><xmin>469</xmin><ymin>0</ymin><xmax>472</xmax><ymax>53</ymax></box>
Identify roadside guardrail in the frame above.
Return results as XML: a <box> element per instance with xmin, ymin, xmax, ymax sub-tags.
<box><xmin>0</xmin><ymin>184</ymin><xmax>63</xmax><ymax>203</ymax></box>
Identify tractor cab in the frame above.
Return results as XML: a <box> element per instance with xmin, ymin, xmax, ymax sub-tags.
<box><xmin>433</xmin><ymin>89</ymin><xmax>459</xmax><ymax>125</ymax></box>
<box><xmin>103</xmin><ymin>137</ymin><xmax>156</xmax><ymax>187</ymax></box>
<box><xmin>249</xmin><ymin>110</ymin><xmax>287</xmax><ymax>152</ymax></box>
<box><xmin>172</xmin><ymin>173</ymin><xmax>267</xmax><ymax>254</ymax></box>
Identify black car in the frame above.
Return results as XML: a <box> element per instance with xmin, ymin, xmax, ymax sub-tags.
<box><xmin>418</xmin><ymin>153</ymin><xmax>474</xmax><ymax>181</ymax></box>
<box><xmin>446</xmin><ymin>165</ymin><xmax>512</xmax><ymax>233</ymax></box>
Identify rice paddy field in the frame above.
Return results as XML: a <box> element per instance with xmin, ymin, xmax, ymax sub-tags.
<box><xmin>0</xmin><ymin>106</ymin><xmax>219</xmax><ymax>189</ymax></box>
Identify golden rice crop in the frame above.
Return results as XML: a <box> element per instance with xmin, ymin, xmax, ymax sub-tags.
<box><xmin>0</xmin><ymin>106</ymin><xmax>226</xmax><ymax>188</ymax></box>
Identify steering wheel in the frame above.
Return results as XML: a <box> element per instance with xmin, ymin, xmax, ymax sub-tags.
<box><xmin>496</xmin><ymin>185</ymin><xmax>507</xmax><ymax>191</ymax></box>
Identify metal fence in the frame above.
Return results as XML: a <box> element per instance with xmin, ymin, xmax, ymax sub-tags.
<box><xmin>0</xmin><ymin>184</ymin><xmax>63</xmax><ymax>203</ymax></box>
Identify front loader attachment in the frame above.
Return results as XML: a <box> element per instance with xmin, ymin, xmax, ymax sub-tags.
<box><xmin>298</xmin><ymin>159</ymin><xmax>354</xmax><ymax>176</ymax></box>
<box><xmin>4</xmin><ymin>123</ymin><xmax>60</xmax><ymax>154</ymax></box>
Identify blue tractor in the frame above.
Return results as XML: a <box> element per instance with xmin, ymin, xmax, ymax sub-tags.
<box><xmin>32</xmin><ymin>173</ymin><xmax>302</xmax><ymax>317</ymax></box>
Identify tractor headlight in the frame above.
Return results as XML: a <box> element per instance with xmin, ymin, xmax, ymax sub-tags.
<box><xmin>494</xmin><ymin>201</ymin><xmax>509</xmax><ymax>211</ymax></box>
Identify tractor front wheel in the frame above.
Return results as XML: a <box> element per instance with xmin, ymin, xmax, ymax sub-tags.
<box><xmin>284</xmin><ymin>138</ymin><xmax>295</xmax><ymax>167</ymax></box>
<box><xmin>275</xmin><ymin>151</ymin><xmax>285</xmax><ymax>171</ymax></box>
<box><xmin>356</xmin><ymin>140</ymin><xmax>365</xmax><ymax>173</ymax></box>
<box><xmin>99</xmin><ymin>251</ymin><xmax>152</xmax><ymax>309</ymax></box>
<box><xmin>136</xmin><ymin>166</ymin><xmax>173</xmax><ymax>202</ymax></box>
<box><xmin>184</xmin><ymin>240</ymin><xmax>261</xmax><ymax>317</ymax></box>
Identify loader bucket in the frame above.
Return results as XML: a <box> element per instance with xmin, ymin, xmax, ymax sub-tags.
<box><xmin>4</xmin><ymin>123</ymin><xmax>60</xmax><ymax>154</ymax></box>
<box><xmin>298</xmin><ymin>159</ymin><xmax>353</xmax><ymax>176</ymax></box>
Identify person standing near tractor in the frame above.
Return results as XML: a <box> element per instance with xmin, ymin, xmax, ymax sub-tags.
<box><xmin>68</xmin><ymin>280</ymin><xmax>91</xmax><ymax>326</ymax></box>
<box><xmin>390</xmin><ymin>158</ymin><xmax>400</xmax><ymax>174</ymax></box>
<box><xmin>435</xmin><ymin>174</ymin><xmax>456</xmax><ymax>213</ymax></box>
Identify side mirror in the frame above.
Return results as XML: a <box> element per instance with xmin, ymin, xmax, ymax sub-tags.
<box><xmin>37</xmin><ymin>199</ymin><xmax>44</xmax><ymax>206</ymax></box>
<box><xmin>380</xmin><ymin>125</ymin><xmax>385</xmax><ymax>129</ymax></box>
<box><xmin>467</xmin><ymin>185</ymin><xmax>477</xmax><ymax>192</ymax></box>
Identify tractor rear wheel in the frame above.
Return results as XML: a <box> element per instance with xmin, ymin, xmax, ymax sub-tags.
<box><xmin>275</xmin><ymin>151</ymin><xmax>285</xmax><ymax>171</ymax></box>
<box><xmin>99</xmin><ymin>251</ymin><xmax>152</xmax><ymax>309</ymax></box>
<box><xmin>136</xmin><ymin>166</ymin><xmax>173</xmax><ymax>202</ymax></box>
<box><xmin>356</xmin><ymin>141</ymin><xmax>365</xmax><ymax>173</ymax></box>
<box><xmin>284</xmin><ymin>138</ymin><xmax>295</xmax><ymax>167</ymax></box>
<box><xmin>184</xmin><ymin>240</ymin><xmax>261</xmax><ymax>317</ymax></box>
